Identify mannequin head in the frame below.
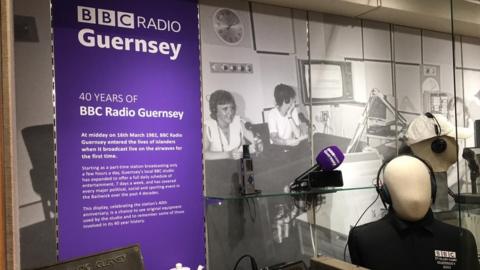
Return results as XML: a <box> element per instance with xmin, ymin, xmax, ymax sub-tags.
<box><xmin>405</xmin><ymin>113</ymin><xmax>472</xmax><ymax>172</ymax></box>
<box><xmin>409</xmin><ymin>136</ymin><xmax>458</xmax><ymax>172</ymax></box>
<box><xmin>382</xmin><ymin>156</ymin><xmax>433</xmax><ymax>221</ymax></box>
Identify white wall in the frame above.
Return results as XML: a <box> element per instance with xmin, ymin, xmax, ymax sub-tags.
<box><xmin>15</xmin><ymin>0</ymin><xmax>53</xmax><ymax>228</ymax></box>
<box><xmin>14</xmin><ymin>0</ymin><xmax>57</xmax><ymax>268</ymax></box>
<box><xmin>309</xmin><ymin>12</ymin><xmax>363</xmax><ymax>61</ymax></box>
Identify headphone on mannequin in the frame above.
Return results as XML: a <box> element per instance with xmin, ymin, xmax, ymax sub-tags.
<box><xmin>424</xmin><ymin>112</ymin><xmax>447</xmax><ymax>153</ymax></box>
<box><xmin>375</xmin><ymin>155</ymin><xmax>437</xmax><ymax>208</ymax></box>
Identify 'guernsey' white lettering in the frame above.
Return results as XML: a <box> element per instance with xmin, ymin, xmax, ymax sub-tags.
<box><xmin>104</xmin><ymin>107</ymin><xmax>184</xmax><ymax>120</ymax></box>
<box><xmin>79</xmin><ymin>106</ymin><xmax>184</xmax><ymax>120</ymax></box>
<box><xmin>78</xmin><ymin>28</ymin><xmax>182</xmax><ymax>60</ymax></box>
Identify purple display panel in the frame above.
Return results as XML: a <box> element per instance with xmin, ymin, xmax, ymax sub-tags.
<box><xmin>51</xmin><ymin>1</ymin><xmax>204</xmax><ymax>269</ymax></box>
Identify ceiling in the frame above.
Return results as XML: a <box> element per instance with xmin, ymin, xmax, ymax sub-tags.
<box><xmin>252</xmin><ymin>0</ymin><xmax>480</xmax><ymax>37</ymax></box>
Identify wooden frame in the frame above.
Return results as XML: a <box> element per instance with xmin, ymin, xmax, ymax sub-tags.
<box><xmin>1</xmin><ymin>0</ymin><xmax>18</xmax><ymax>268</ymax></box>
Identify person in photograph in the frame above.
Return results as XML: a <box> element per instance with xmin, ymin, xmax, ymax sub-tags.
<box><xmin>446</xmin><ymin>96</ymin><xmax>474</xmax><ymax>194</ymax></box>
<box><xmin>447</xmin><ymin>97</ymin><xmax>472</xmax><ymax>128</ymax></box>
<box><xmin>204</xmin><ymin>89</ymin><xmax>256</xmax><ymax>160</ymax></box>
<box><xmin>446</xmin><ymin>96</ymin><xmax>474</xmax><ymax>148</ymax></box>
<box><xmin>267</xmin><ymin>84</ymin><xmax>306</xmax><ymax>146</ymax></box>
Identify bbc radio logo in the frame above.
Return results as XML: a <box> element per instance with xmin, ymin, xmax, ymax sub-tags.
<box><xmin>77</xmin><ymin>6</ymin><xmax>134</xmax><ymax>29</ymax></box>
<box><xmin>434</xmin><ymin>250</ymin><xmax>457</xmax><ymax>259</ymax></box>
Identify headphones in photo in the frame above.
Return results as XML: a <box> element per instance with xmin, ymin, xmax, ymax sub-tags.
<box><xmin>375</xmin><ymin>155</ymin><xmax>437</xmax><ymax>208</ymax></box>
<box><xmin>424</xmin><ymin>112</ymin><xmax>447</xmax><ymax>154</ymax></box>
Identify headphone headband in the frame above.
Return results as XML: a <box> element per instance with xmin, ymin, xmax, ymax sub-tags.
<box><xmin>424</xmin><ymin>112</ymin><xmax>447</xmax><ymax>153</ymax></box>
<box><xmin>425</xmin><ymin>112</ymin><xmax>442</xmax><ymax>136</ymax></box>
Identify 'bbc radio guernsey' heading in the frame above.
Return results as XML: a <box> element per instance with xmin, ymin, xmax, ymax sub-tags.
<box><xmin>75</xmin><ymin>6</ymin><xmax>183</xmax><ymax>60</ymax></box>
<box><xmin>80</xmin><ymin>106</ymin><xmax>185</xmax><ymax>120</ymax></box>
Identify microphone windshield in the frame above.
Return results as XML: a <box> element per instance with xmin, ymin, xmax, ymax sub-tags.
<box><xmin>316</xmin><ymin>146</ymin><xmax>344</xmax><ymax>171</ymax></box>
<box><xmin>244</xmin><ymin>121</ymin><xmax>253</xmax><ymax>130</ymax></box>
<box><xmin>462</xmin><ymin>148</ymin><xmax>475</xmax><ymax>160</ymax></box>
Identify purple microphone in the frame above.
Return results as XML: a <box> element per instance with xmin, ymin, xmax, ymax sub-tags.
<box><xmin>316</xmin><ymin>145</ymin><xmax>344</xmax><ymax>171</ymax></box>
<box><xmin>293</xmin><ymin>146</ymin><xmax>345</xmax><ymax>183</ymax></box>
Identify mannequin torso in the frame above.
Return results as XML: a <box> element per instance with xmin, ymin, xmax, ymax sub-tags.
<box><xmin>348</xmin><ymin>155</ymin><xmax>479</xmax><ymax>270</ymax></box>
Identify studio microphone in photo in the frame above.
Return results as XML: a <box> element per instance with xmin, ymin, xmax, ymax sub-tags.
<box><xmin>475</xmin><ymin>120</ymin><xmax>480</xmax><ymax>148</ymax></box>
<box><xmin>298</xmin><ymin>112</ymin><xmax>310</xmax><ymax>126</ymax></box>
<box><xmin>298</xmin><ymin>112</ymin><xmax>318</xmax><ymax>132</ymax></box>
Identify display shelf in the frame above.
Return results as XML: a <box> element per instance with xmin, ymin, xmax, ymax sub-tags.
<box><xmin>454</xmin><ymin>194</ymin><xmax>480</xmax><ymax>206</ymax></box>
<box><xmin>205</xmin><ymin>186</ymin><xmax>376</xmax><ymax>201</ymax></box>
<box><xmin>457</xmin><ymin>201</ymin><xmax>480</xmax><ymax>208</ymax></box>
<box><xmin>366</xmin><ymin>133</ymin><xmax>396</xmax><ymax>141</ymax></box>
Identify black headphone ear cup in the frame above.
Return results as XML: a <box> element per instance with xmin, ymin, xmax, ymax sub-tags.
<box><xmin>209</xmin><ymin>102</ymin><xmax>217</xmax><ymax>120</ymax></box>
<box><xmin>376</xmin><ymin>160</ymin><xmax>390</xmax><ymax>207</ymax></box>
<box><xmin>379</xmin><ymin>184</ymin><xmax>391</xmax><ymax>205</ymax></box>
<box><xmin>431</xmin><ymin>137</ymin><xmax>447</xmax><ymax>153</ymax></box>
<box><xmin>425</xmin><ymin>112</ymin><xmax>447</xmax><ymax>154</ymax></box>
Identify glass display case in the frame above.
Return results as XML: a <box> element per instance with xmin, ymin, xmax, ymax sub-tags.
<box><xmin>6</xmin><ymin>0</ymin><xmax>480</xmax><ymax>269</ymax></box>
<box><xmin>452</xmin><ymin>0</ymin><xmax>480</xmax><ymax>262</ymax></box>
<box><xmin>202</xmin><ymin>0</ymin><xmax>480</xmax><ymax>268</ymax></box>
<box><xmin>204</xmin><ymin>182</ymin><xmax>480</xmax><ymax>269</ymax></box>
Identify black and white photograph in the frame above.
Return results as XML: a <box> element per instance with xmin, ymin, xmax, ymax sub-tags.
<box><xmin>199</xmin><ymin>0</ymin><xmax>480</xmax><ymax>268</ymax></box>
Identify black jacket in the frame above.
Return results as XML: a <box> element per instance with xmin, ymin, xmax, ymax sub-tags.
<box><xmin>348</xmin><ymin>209</ymin><xmax>479</xmax><ymax>270</ymax></box>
